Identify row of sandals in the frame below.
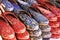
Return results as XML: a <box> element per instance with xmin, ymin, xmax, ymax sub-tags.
<box><xmin>0</xmin><ymin>0</ymin><xmax>60</xmax><ymax>40</ymax></box>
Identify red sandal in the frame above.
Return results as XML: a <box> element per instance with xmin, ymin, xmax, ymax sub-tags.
<box><xmin>0</xmin><ymin>16</ymin><xmax>15</xmax><ymax>39</ymax></box>
<box><xmin>2</xmin><ymin>12</ymin><xmax>26</xmax><ymax>33</ymax></box>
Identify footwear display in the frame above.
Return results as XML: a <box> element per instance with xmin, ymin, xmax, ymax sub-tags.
<box><xmin>16</xmin><ymin>1</ymin><xmax>49</xmax><ymax>26</ymax></box>
<box><xmin>32</xmin><ymin>4</ymin><xmax>57</xmax><ymax>21</ymax></box>
<box><xmin>0</xmin><ymin>0</ymin><xmax>60</xmax><ymax>40</ymax></box>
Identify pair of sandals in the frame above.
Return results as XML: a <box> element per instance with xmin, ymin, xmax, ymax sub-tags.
<box><xmin>30</xmin><ymin>0</ymin><xmax>60</xmax><ymax>28</ymax></box>
<box><xmin>16</xmin><ymin>0</ymin><xmax>51</xmax><ymax>31</ymax></box>
<box><xmin>0</xmin><ymin>4</ymin><xmax>16</xmax><ymax>40</ymax></box>
<box><xmin>0</xmin><ymin>3</ymin><xmax>30</xmax><ymax>40</ymax></box>
<box><xmin>37</xmin><ymin>0</ymin><xmax>60</xmax><ymax>22</ymax></box>
<box><xmin>11</xmin><ymin>0</ymin><xmax>52</xmax><ymax>39</ymax></box>
<box><xmin>2</xmin><ymin>0</ymin><xmax>41</xmax><ymax>38</ymax></box>
<box><xmin>0</xmin><ymin>12</ymin><xmax>16</xmax><ymax>40</ymax></box>
<box><xmin>10</xmin><ymin>1</ymin><xmax>42</xmax><ymax>40</ymax></box>
<box><xmin>37</xmin><ymin>0</ymin><xmax>60</xmax><ymax>17</ymax></box>
<box><xmin>17</xmin><ymin>0</ymin><xmax>57</xmax><ymax>22</ymax></box>
<box><xmin>14</xmin><ymin>0</ymin><xmax>49</xmax><ymax>26</ymax></box>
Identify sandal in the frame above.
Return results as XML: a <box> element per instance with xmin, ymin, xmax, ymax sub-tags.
<box><xmin>2</xmin><ymin>12</ymin><xmax>26</xmax><ymax>33</ymax></box>
<box><xmin>0</xmin><ymin>16</ymin><xmax>15</xmax><ymax>39</ymax></box>
<box><xmin>28</xmin><ymin>8</ymin><xmax>49</xmax><ymax>26</ymax></box>
<box><xmin>18</xmin><ymin>11</ymin><xmax>39</xmax><ymax>31</ymax></box>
